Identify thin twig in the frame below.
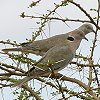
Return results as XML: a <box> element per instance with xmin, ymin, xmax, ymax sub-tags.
<box><xmin>47</xmin><ymin>73</ymin><xmax>99</xmax><ymax>100</ymax></box>
<box><xmin>68</xmin><ymin>0</ymin><xmax>100</xmax><ymax>29</ymax></box>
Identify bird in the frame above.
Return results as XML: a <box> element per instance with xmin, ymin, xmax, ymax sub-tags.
<box><xmin>8</xmin><ymin>23</ymin><xmax>95</xmax><ymax>87</ymax></box>
<box><xmin>2</xmin><ymin>24</ymin><xmax>95</xmax><ymax>56</ymax></box>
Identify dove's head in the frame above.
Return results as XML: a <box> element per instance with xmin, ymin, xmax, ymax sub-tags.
<box><xmin>66</xmin><ymin>24</ymin><xmax>95</xmax><ymax>51</ymax></box>
<box><xmin>78</xmin><ymin>23</ymin><xmax>95</xmax><ymax>35</ymax></box>
<box><xmin>67</xmin><ymin>24</ymin><xmax>94</xmax><ymax>41</ymax></box>
<box><xmin>73</xmin><ymin>23</ymin><xmax>95</xmax><ymax>41</ymax></box>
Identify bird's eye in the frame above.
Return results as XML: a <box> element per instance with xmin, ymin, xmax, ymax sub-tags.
<box><xmin>67</xmin><ymin>36</ymin><xmax>75</xmax><ymax>41</ymax></box>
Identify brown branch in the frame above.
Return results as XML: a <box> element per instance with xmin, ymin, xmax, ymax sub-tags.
<box><xmin>0</xmin><ymin>40</ymin><xmax>19</xmax><ymax>46</ymax></box>
<box><xmin>0</xmin><ymin>73</ymin><xmax>12</xmax><ymax>76</ymax></box>
<box><xmin>0</xmin><ymin>77</ymin><xmax>12</xmax><ymax>81</ymax></box>
<box><xmin>31</xmin><ymin>3</ymin><xmax>61</xmax><ymax>40</ymax></box>
<box><xmin>0</xmin><ymin>66</ymin><xmax>26</xmax><ymax>78</ymax></box>
<box><xmin>36</xmin><ymin>77</ymin><xmax>58</xmax><ymax>89</ymax></box>
<box><xmin>24</xmin><ymin>15</ymin><xmax>90</xmax><ymax>23</ymax></box>
<box><xmin>0</xmin><ymin>62</ymin><xmax>25</xmax><ymax>73</ymax></box>
<box><xmin>28</xmin><ymin>0</ymin><xmax>42</xmax><ymax>8</ymax></box>
<box><xmin>88</xmin><ymin>0</ymin><xmax>100</xmax><ymax>87</ymax></box>
<box><xmin>36</xmin><ymin>78</ymin><xmax>88</xmax><ymax>100</ymax></box>
<box><xmin>0</xmin><ymin>76</ymin><xmax>42</xmax><ymax>100</ymax></box>
<box><xmin>0</xmin><ymin>83</ymin><xmax>13</xmax><ymax>88</ymax></box>
<box><xmin>0</xmin><ymin>75</ymin><xmax>88</xmax><ymax>99</ymax></box>
<box><xmin>67</xmin><ymin>0</ymin><xmax>100</xmax><ymax>29</ymax></box>
<box><xmin>88</xmin><ymin>59</ymin><xmax>93</xmax><ymax>87</ymax></box>
<box><xmin>0</xmin><ymin>65</ymin><xmax>14</xmax><ymax>73</ymax></box>
<box><xmin>22</xmin><ymin>85</ymin><xmax>42</xmax><ymax>100</ymax></box>
<box><xmin>0</xmin><ymin>65</ymin><xmax>25</xmax><ymax>77</ymax></box>
<box><xmin>44</xmin><ymin>73</ymin><xmax>99</xmax><ymax>100</ymax></box>
<box><xmin>90</xmin><ymin>0</ymin><xmax>100</xmax><ymax>87</ymax></box>
<box><xmin>71</xmin><ymin>61</ymin><xmax>100</xmax><ymax>67</ymax></box>
<box><xmin>49</xmin><ymin>65</ymin><xmax>66</xmax><ymax>99</ymax></box>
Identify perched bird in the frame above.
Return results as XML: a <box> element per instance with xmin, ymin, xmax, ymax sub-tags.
<box><xmin>7</xmin><ymin>23</ymin><xmax>95</xmax><ymax>87</ymax></box>
<box><xmin>2</xmin><ymin>24</ymin><xmax>95</xmax><ymax>56</ymax></box>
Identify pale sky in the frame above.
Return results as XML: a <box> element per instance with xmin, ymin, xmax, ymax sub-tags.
<box><xmin>0</xmin><ymin>0</ymin><xmax>99</xmax><ymax>100</ymax></box>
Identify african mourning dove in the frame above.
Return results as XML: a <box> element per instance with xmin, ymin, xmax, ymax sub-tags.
<box><xmin>2</xmin><ymin>24</ymin><xmax>95</xmax><ymax>56</ymax></box>
<box><xmin>10</xmin><ymin>23</ymin><xmax>95</xmax><ymax>87</ymax></box>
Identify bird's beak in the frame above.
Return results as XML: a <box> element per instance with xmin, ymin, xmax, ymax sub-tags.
<box><xmin>92</xmin><ymin>29</ymin><xmax>96</xmax><ymax>34</ymax></box>
<box><xmin>84</xmin><ymin>36</ymin><xmax>88</xmax><ymax>41</ymax></box>
<box><xmin>84</xmin><ymin>29</ymin><xmax>96</xmax><ymax>41</ymax></box>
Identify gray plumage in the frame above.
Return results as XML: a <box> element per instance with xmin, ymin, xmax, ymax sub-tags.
<box><xmin>2</xmin><ymin>23</ymin><xmax>94</xmax><ymax>56</ymax></box>
<box><xmin>15</xmin><ymin>44</ymin><xmax>74</xmax><ymax>87</ymax></box>
<box><xmin>2</xmin><ymin>24</ymin><xmax>95</xmax><ymax>87</ymax></box>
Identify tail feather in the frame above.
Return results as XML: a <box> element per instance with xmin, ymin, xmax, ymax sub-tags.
<box><xmin>2</xmin><ymin>48</ymin><xmax>22</xmax><ymax>52</ymax></box>
<box><xmin>2</xmin><ymin>47</ymin><xmax>44</xmax><ymax>56</ymax></box>
<box><xmin>13</xmin><ymin>76</ymin><xmax>35</xmax><ymax>87</ymax></box>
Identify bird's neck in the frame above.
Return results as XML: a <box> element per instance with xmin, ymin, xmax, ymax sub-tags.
<box><xmin>68</xmin><ymin>40</ymin><xmax>81</xmax><ymax>54</ymax></box>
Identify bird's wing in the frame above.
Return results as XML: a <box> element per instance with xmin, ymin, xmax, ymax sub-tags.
<box><xmin>14</xmin><ymin>44</ymin><xmax>74</xmax><ymax>87</ymax></box>
<box><xmin>2</xmin><ymin>41</ymin><xmax>45</xmax><ymax>56</ymax></box>
<box><xmin>2</xmin><ymin>34</ymin><xmax>68</xmax><ymax>56</ymax></box>
<box><xmin>27</xmin><ymin>44</ymin><xmax>74</xmax><ymax>76</ymax></box>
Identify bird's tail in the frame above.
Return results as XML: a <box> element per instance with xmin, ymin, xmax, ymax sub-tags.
<box><xmin>2</xmin><ymin>48</ymin><xmax>23</xmax><ymax>53</ymax></box>
<box><xmin>13</xmin><ymin>76</ymin><xmax>35</xmax><ymax>87</ymax></box>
